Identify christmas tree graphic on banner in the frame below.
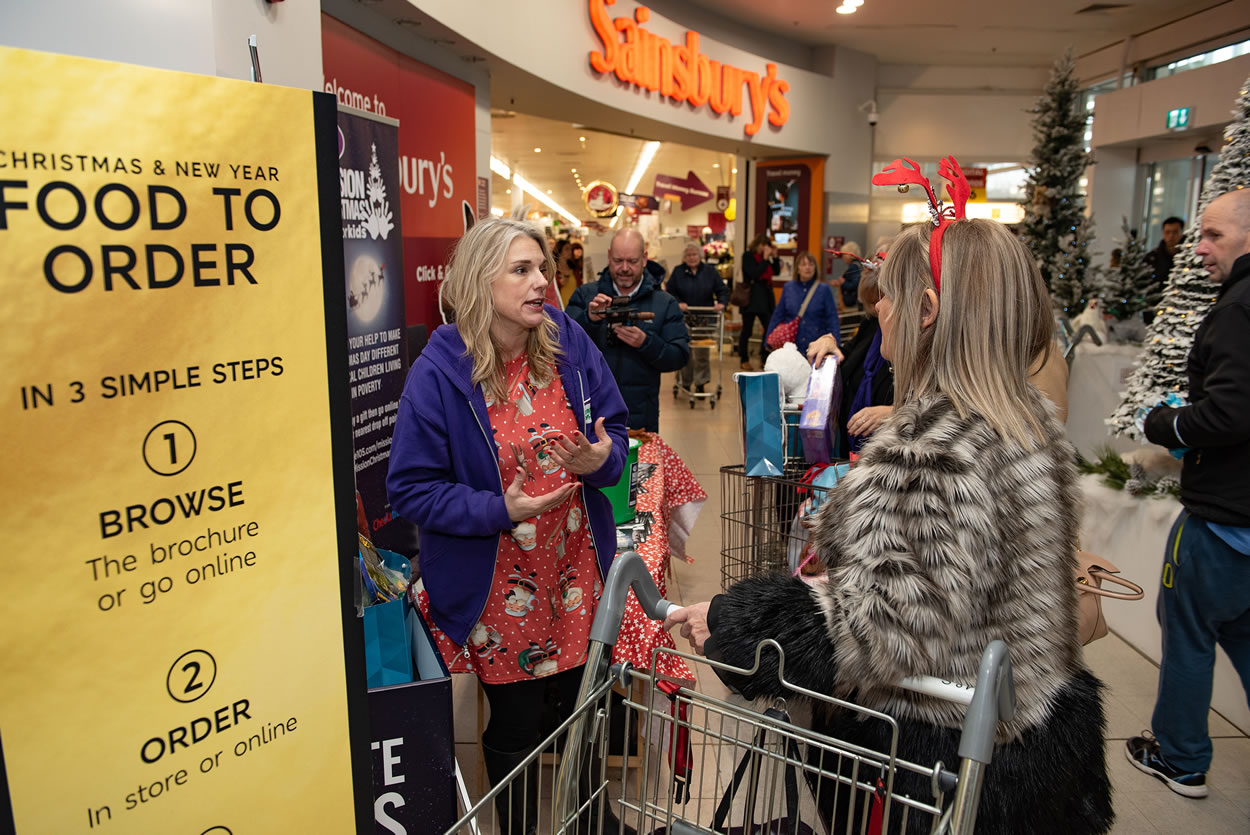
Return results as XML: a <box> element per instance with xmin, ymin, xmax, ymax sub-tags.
<box><xmin>363</xmin><ymin>142</ymin><xmax>394</xmax><ymax>241</ymax></box>
<box><xmin>1108</xmin><ymin>74</ymin><xmax>1250</xmax><ymax>439</ymax></box>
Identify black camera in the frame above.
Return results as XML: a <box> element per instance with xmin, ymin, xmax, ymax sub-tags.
<box><xmin>602</xmin><ymin>296</ymin><xmax>654</xmax><ymax>343</ymax></box>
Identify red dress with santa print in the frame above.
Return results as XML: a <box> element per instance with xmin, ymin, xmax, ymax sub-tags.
<box><xmin>418</xmin><ymin>353</ymin><xmax>601</xmax><ymax>682</ymax></box>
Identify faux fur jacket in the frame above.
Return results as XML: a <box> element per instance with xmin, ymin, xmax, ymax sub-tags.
<box><xmin>705</xmin><ymin>390</ymin><xmax>1113</xmax><ymax>834</ymax></box>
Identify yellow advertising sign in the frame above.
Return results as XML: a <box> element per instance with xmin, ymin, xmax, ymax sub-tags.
<box><xmin>0</xmin><ymin>47</ymin><xmax>364</xmax><ymax>832</ymax></box>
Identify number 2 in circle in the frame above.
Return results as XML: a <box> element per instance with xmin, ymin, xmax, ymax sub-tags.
<box><xmin>181</xmin><ymin>660</ymin><xmax>203</xmax><ymax>696</ymax></box>
<box><xmin>167</xmin><ymin>649</ymin><xmax>216</xmax><ymax>703</ymax></box>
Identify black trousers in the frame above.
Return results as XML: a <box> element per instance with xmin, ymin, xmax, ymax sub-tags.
<box><xmin>739</xmin><ymin>312</ymin><xmax>770</xmax><ymax>362</ymax></box>
<box><xmin>480</xmin><ymin>666</ymin><xmax>584</xmax><ymax>753</ymax></box>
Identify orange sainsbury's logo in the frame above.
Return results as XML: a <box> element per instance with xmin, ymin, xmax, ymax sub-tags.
<box><xmin>587</xmin><ymin>0</ymin><xmax>790</xmax><ymax>136</ymax></box>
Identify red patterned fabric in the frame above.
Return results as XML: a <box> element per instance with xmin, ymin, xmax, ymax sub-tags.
<box><xmin>610</xmin><ymin>435</ymin><xmax>705</xmax><ymax>684</ymax></box>
<box><xmin>416</xmin><ymin>354</ymin><xmax>600</xmax><ymax>681</ymax></box>
<box><xmin>416</xmin><ymin>433</ymin><xmax>706</xmax><ymax>685</ymax></box>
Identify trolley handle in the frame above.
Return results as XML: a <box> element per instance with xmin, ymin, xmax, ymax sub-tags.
<box><xmin>683</xmin><ymin>305</ymin><xmax>721</xmax><ymax>312</ymax></box>
<box><xmin>898</xmin><ymin>642</ymin><xmax>1016</xmax><ymax>765</ymax></box>
<box><xmin>589</xmin><ymin>551</ymin><xmax>678</xmax><ymax>647</ymax></box>
<box><xmin>958</xmin><ymin>640</ymin><xmax>1015</xmax><ymax>765</ymax></box>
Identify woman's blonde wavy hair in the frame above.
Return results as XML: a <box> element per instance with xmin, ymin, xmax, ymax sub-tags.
<box><xmin>877</xmin><ymin>219</ymin><xmax>1053</xmax><ymax>448</ymax></box>
<box><xmin>441</xmin><ymin>218</ymin><xmax>562</xmax><ymax>404</ymax></box>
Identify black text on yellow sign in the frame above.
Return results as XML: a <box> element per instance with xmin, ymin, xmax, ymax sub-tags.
<box><xmin>0</xmin><ymin>46</ymin><xmax>369</xmax><ymax>832</ymax></box>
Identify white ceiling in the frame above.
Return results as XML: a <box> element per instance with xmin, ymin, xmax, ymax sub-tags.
<box><xmin>674</xmin><ymin>0</ymin><xmax>1225</xmax><ymax>67</ymax></box>
<box><xmin>491</xmin><ymin>111</ymin><xmax>739</xmax><ymax>223</ymax></box>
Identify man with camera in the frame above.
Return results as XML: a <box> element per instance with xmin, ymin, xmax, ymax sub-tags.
<box><xmin>567</xmin><ymin>228</ymin><xmax>689</xmax><ymax>432</ymax></box>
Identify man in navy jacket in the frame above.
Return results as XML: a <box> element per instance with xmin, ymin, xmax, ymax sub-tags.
<box><xmin>567</xmin><ymin>229</ymin><xmax>689</xmax><ymax>432</ymax></box>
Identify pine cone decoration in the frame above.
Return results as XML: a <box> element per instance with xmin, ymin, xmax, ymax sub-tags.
<box><xmin>1155</xmin><ymin>476</ymin><xmax>1181</xmax><ymax>495</ymax></box>
<box><xmin>1124</xmin><ymin>478</ymin><xmax>1146</xmax><ymax>495</ymax></box>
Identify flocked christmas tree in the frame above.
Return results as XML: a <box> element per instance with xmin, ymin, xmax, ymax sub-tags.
<box><xmin>1103</xmin><ymin>217</ymin><xmax>1153</xmax><ymax>321</ymax></box>
<box><xmin>1108</xmin><ymin>73</ymin><xmax>1250</xmax><ymax>439</ymax></box>
<box><xmin>1019</xmin><ymin>51</ymin><xmax>1099</xmax><ymax>315</ymax></box>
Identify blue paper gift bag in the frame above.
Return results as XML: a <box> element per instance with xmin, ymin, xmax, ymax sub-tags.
<box><xmin>363</xmin><ymin>597</ymin><xmax>413</xmax><ymax>688</ymax></box>
<box><xmin>362</xmin><ymin>548</ymin><xmax>416</xmax><ymax>688</ymax></box>
<box><xmin>736</xmin><ymin>372</ymin><xmax>786</xmax><ymax>477</ymax></box>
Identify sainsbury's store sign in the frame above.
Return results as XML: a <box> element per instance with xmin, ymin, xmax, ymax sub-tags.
<box><xmin>587</xmin><ymin>0</ymin><xmax>790</xmax><ymax>136</ymax></box>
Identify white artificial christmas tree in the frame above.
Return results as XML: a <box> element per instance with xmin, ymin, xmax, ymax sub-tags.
<box><xmin>1104</xmin><ymin>217</ymin><xmax>1153</xmax><ymax>321</ymax></box>
<box><xmin>1019</xmin><ymin>51</ymin><xmax>1099</xmax><ymax>315</ymax></box>
<box><xmin>1108</xmin><ymin>74</ymin><xmax>1250</xmax><ymax>439</ymax></box>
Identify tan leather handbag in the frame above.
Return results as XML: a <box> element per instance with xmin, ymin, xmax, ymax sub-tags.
<box><xmin>1076</xmin><ymin>551</ymin><xmax>1145</xmax><ymax>645</ymax></box>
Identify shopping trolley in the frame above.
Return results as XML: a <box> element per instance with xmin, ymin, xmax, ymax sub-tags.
<box><xmin>673</xmin><ymin>306</ymin><xmax>725</xmax><ymax>409</ymax></box>
<box><xmin>719</xmin><ymin>462</ymin><xmax>851</xmax><ymax>592</ymax></box>
<box><xmin>443</xmin><ymin>552</ymin><xmax>1015</xmax><ymax>835</ymax></box>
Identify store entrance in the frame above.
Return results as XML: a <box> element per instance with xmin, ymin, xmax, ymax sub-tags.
<box><xmin>487</xmin><ymin>111</ymin><xmax>741</xmax><ymax>308</ymax></box>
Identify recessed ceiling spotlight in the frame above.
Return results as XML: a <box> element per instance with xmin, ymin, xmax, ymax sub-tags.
<box><xmin>505</xmin><ymin>189</ymin><xmax>511</xmax><ymax>194</ymax></box>
<box><xmin>547</xmin><ymin>189</ymin><xmax>552</xmax><ymax>194</ymax></box>
<box><xmin>571</xmin><ymin>168</ymin><xmax>577</xmax><ymax>173</ymax></box>
<box><xmin>836</xmin><ymin>4</ymin><xmax>856</xmax><ymax>12</ymax></box>
<box><xmin>732</xmin><ymin>167</ymin><xmax>738</xmax><ymax>173</ymax></box>
<box><xmin>534</xmin><ymin>147</ymin><xmax>542</xmax><ymax>153</ymax></box>
<box><xmin>713</xmin><ymin>163</ymin><xmax>720</xmax><ymax>168</ymax></box>
<box><xmin>579</xmin><ymin>136</ymin><xmax>586</xmax><ymax>142</ymax></box>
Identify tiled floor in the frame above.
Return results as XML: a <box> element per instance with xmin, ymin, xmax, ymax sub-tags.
<box><xmin>449</xmin><ymin>354</ymin><xmax>1250</xmax><ymax>833</ymax></box>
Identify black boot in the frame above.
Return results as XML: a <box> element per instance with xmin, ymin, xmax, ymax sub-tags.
<box><xmin>482</xmin><ymin>741</ymin><xmax>539</xmax><ymax>835</ymax></box>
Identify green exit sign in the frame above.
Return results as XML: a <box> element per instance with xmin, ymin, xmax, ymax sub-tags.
<box><xmin>1167</xmin><ymin>107</ymin><xmax>1191</xmax><ymax>130</ymax></box>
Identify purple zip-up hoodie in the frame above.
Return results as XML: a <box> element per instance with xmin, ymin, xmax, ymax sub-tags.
<box><xmin>386</xmin><ymin>306</ymin><xmax>629</xmax><ymax>646</ymax></box>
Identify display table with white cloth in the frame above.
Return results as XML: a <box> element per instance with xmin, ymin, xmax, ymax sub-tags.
<box><xmin>1078</xmin><ymin>474</ymin><xmax>1249</xmax><ymax>733</ymax></box>
<box><xmin>1065</xmin><ymin>342</ymin><xmax>1144</xmax><ymax>459</ymax></box>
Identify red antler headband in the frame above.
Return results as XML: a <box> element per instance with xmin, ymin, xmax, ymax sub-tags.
<box><xmin>870</xmin><ymin>156</ymin><xmax>970</xmax><ymax>293</ymax></box>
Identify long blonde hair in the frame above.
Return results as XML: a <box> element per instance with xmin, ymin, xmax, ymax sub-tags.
<box><xmin>877</xmin><ymin>220</ymin><xmax>1052</xmax><ymax>447</ymax></box>
<box><xmin>441</xmin><ymin>218</ymin><xmax>562</xmax><ymax>404</ymax></box>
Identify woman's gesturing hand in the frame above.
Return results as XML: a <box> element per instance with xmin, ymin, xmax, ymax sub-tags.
<box><xmin>504</xmin><ymin>467</ymin><xmax>579</xmax><ymax>523</ymax></box>
<box><xmin>548</xmin><ymin>417</ymin><xmax>613</xmax><ymax>476</ymax></box>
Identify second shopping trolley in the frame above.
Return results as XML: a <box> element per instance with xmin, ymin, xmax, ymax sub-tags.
<box><xmin>674</xmin><ymin>306</ymin><xmax>726</xmax><ymax>409</ymax></box>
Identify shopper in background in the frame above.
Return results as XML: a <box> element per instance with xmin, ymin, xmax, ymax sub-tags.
<box><xmin>568</xmin><ymin>227</ymin><xmax>689</xmax><ymax>432</ymax></box>
<box><xmin>666</xmin><ymin>241</ymin><xmax>728</xmax><ymax>394</ymax></box>
<box><xmin>1127</xmin><ymin>189</ymin><xmax>1250</xmax><ymax>799</ymax></box>
<box><xmin>738</xmin><ymin>233</ymin><xmax>780</xmax><ymax>369</ymax></box>
<box><xmin>552</xmin><ymin>238</ymin><xmax>582</xmax><ymax>309</ymax></box>
<box><xmin>386</xmin><ymin>218</ymin><xmax>631</xmax><ymax>834</ymax></box>
<box><xmin>831</xmin><ymin>241</ymin><xmax>863</xmax><ymax>309</ymax></box>
<box><xmin>568</xmin><ymin>240</ymin><xmax>586</xmax><ymax>288</ymax></box>
<box><xmin>1146</xmin><ymin>215</ymin><xmax>1185</xmax><ymax>285</ymax></box>
<box><xmin>809</xmin><ymin>269</ymin><xmax>892</xmax><ymax>455</ymax></box>
<box><xmin>666</xmin><ymin>218</ymin><xmax>1114</xmax><ymax>834</ymax></box>
<box><xmin>763</xmin><ymin>250</ymin><xmax>838</xmax><ymax>358</ymax></box>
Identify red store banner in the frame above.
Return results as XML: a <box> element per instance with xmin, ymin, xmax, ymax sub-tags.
<box><xmin>322</xmin><ymin>14</ymin><xmax>477</xmax><ymax>332</ymax></box>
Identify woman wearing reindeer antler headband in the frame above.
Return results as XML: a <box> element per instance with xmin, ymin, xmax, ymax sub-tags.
<box><xmin>666</xmin><ymin>158</ymin><xmax>1114</xmax><ymax>833</ymax></box>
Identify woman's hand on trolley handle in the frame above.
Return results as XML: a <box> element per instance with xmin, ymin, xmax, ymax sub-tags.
<box><xmin>504</xmin><ymin>467</ymin><xmax>580</xmax><ymax>522</ymax></box>
<box><xmin>663</xmin><ymin>601</ymin><xmax>712</xmax><ymax>656</ymax></box>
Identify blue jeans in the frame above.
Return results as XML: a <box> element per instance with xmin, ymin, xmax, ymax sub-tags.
<box><xmin>1152</xmin><ymin>510</ymin><xmax>1250</xmax><ymax>772</ymax></box>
